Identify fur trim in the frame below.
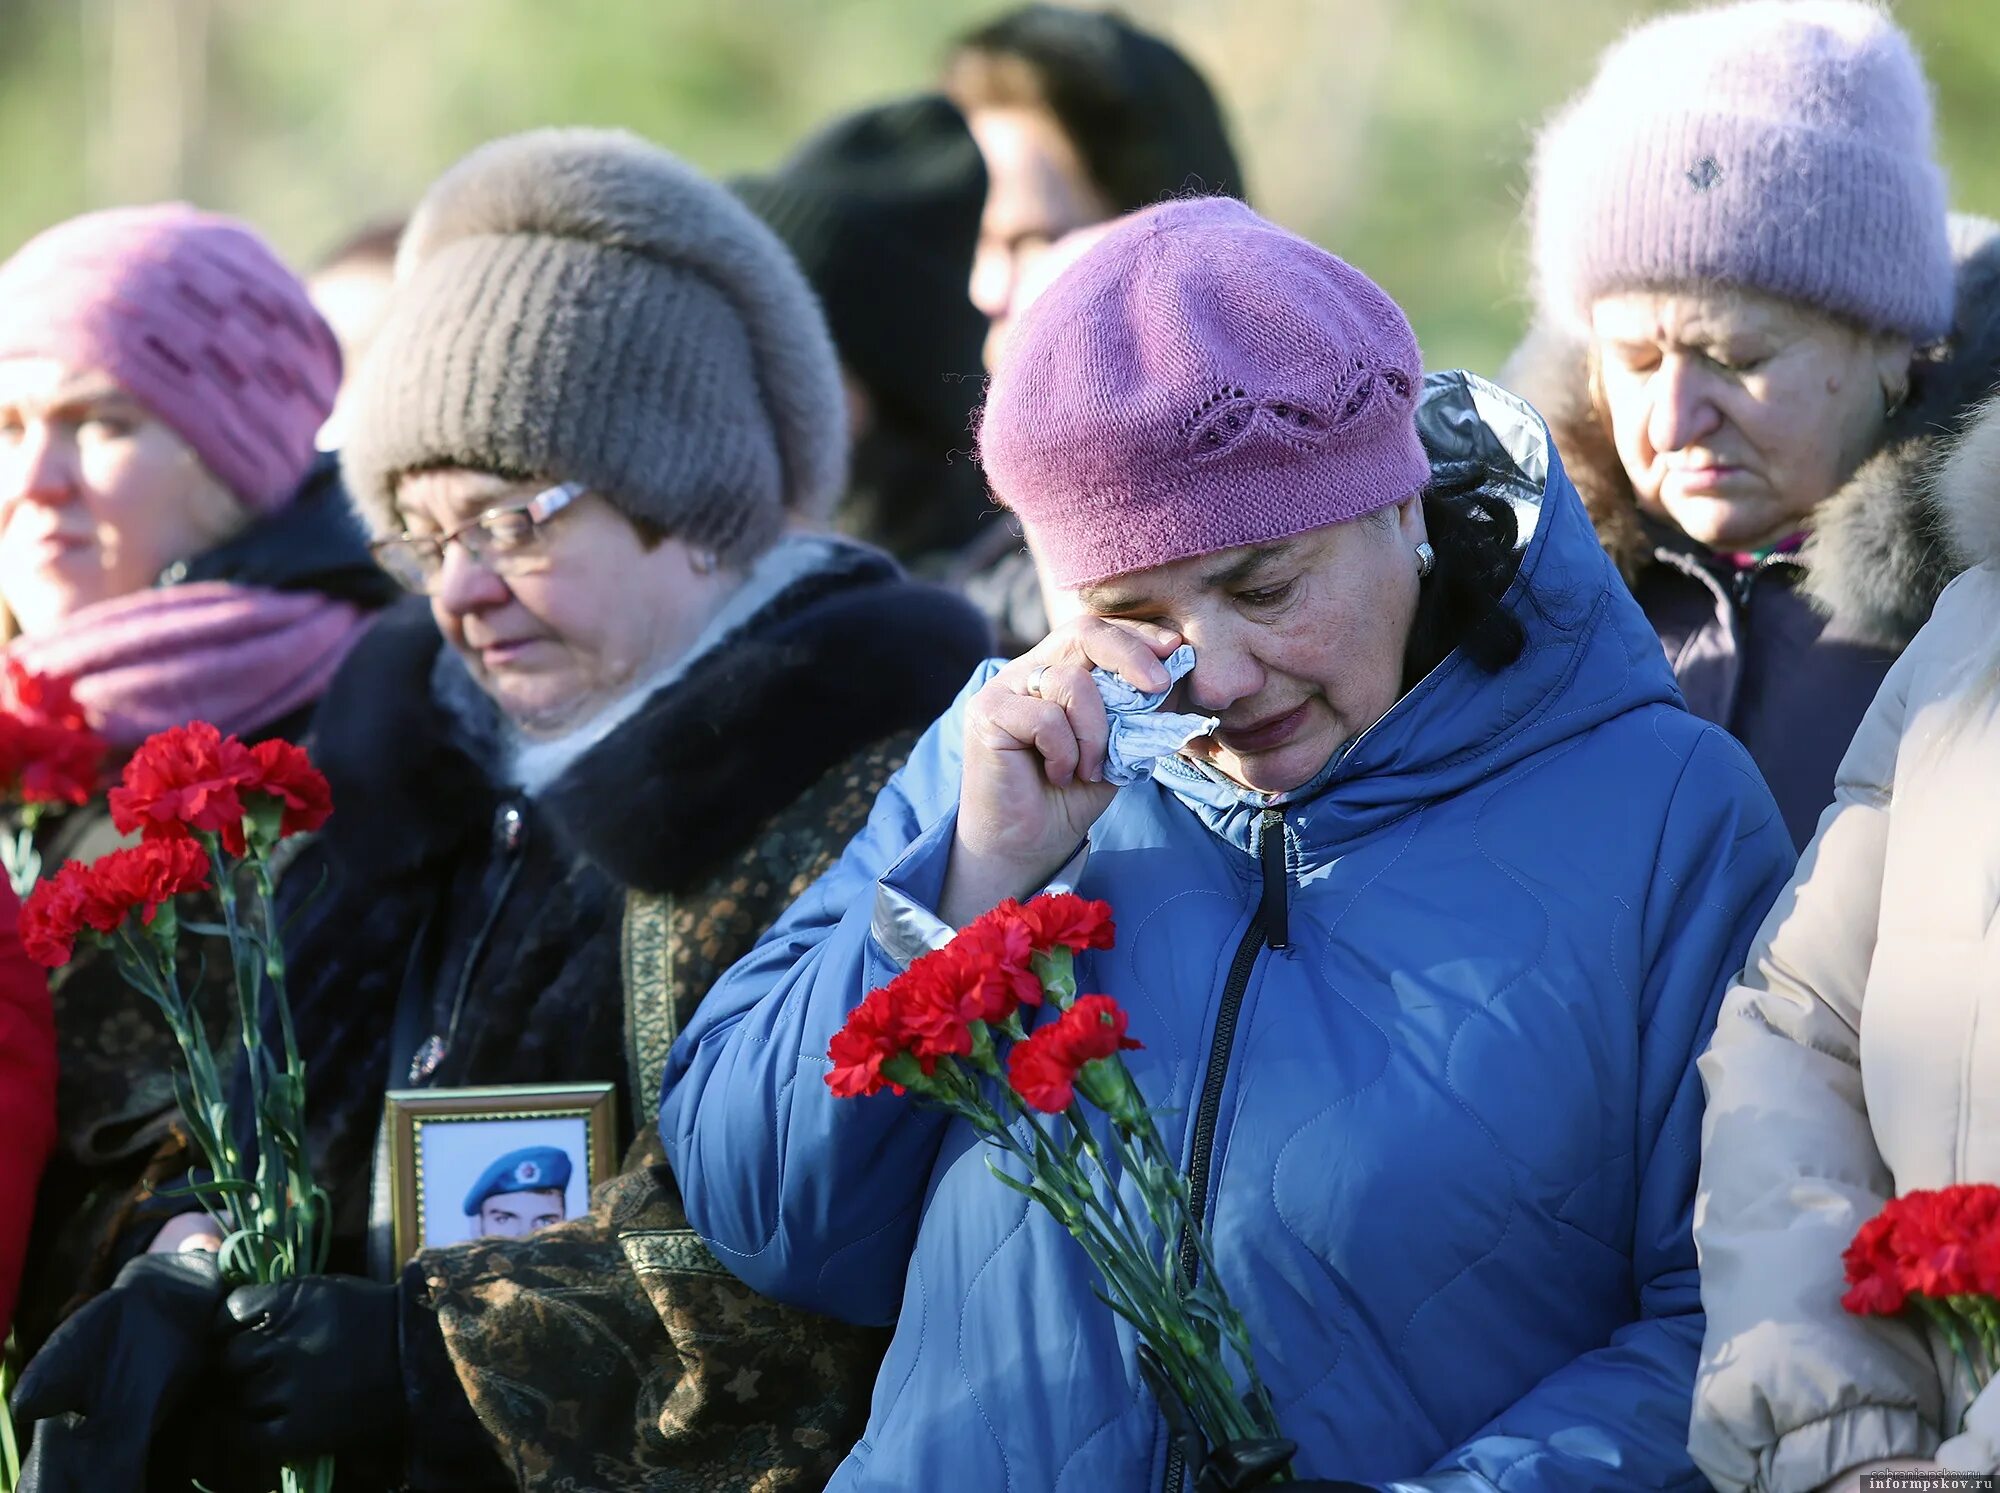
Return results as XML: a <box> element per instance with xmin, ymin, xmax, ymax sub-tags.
<box><xmin>1930</xmin><ymin>388</ymin><xmax>2000</xmax><ymax>570</ymax></box>
<box><xmin>1499</xmin><ymin>214</ymin><xmax>2000</xmax><ymax>647</ymax></box>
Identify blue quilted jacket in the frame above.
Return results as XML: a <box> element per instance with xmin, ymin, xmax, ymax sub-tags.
<box><xmin>661</xmin><ymin>374</ymin><xmax>1796</xmax><ymax>1492</ymax></box>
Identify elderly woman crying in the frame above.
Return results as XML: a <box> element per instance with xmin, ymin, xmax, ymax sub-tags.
<box><xmin>1507</xmin><ymin>0</ymin><xmax>2000</xmax><ymax>850</ymax></box>
<box><xmin>663</xmin><ymin>197</ymin><xmax>1798</xmax><ymax>1491</ymax></box>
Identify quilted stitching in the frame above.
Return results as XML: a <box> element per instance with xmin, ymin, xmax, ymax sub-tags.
<box><xmin>662</xmin><ymin>376</ymin><xmax>1799</xmax><ymax>1492</ymax></box>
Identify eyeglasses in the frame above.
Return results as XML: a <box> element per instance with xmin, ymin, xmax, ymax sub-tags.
<box><xmin>371</xmin><ymin>481</ymin><xmax>584</xmax><ymax>593</ymax></box>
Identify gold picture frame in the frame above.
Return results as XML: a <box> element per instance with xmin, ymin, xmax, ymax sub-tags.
<box><xmin>383</xmin><ymin>1082</ymin><xmax>617</xmax><ymax>1267</ymax></box>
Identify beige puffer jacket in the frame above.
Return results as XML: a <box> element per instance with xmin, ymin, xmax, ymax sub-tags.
<box><xmin>1689</xmin><ymin>396</ymin><xmax>2000</xmax><ymax>1493</ymax></box>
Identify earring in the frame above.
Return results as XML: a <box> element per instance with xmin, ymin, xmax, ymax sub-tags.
<box><xmin>690</xmin><ymin>549</ymin><xmax>718</xmax><ymax>576</ymax></box>
<box><xmin>1415</xmin><ymin>541</ymin><xmax>1436</xmax><ymax>579</ymax></box>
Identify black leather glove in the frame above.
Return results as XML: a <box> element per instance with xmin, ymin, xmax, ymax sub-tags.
<box><xmin>1192</xmin><ymin>1437</ymin><xmax>1306</xmax><ymax>1492</ymax></box>
<box><xmin>206</xmin><ymin>1274</ymin><xmax>405</xmax><ymax>1486</ymax></box>
<box><xmin>11</xmin><ymin>1250</ymin><xmax>228</xmax><ymax>1493</ymax></box>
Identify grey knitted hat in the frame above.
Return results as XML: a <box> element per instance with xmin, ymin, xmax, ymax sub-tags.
<box><xmin>341</xmin><ymin>127</ymin><xmax>847</xmax><ymax>562</ymax></box>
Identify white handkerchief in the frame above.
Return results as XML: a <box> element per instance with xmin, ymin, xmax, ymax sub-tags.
<box><xmin>1092</xmin><ymin>644</ymin><xmax>1218</xmax><ymax>786</ymax></box>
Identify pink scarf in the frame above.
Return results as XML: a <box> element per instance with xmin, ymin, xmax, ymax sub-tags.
<box><xmin>8</xmin><ymin>581</ymin><xmax>372</xmax><ymax>749</ymax></box>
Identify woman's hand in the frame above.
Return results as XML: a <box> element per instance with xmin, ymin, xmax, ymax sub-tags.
<box><xmin>938</xmin><ymin>617</ymin><xmax>1181</xmax><ymax>928</ymax></box>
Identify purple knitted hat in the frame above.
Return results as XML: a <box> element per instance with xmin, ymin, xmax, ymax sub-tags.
<box><xmin>979</xmin><ymin>198</ymin><xmax>1429</xmax><ymax>590</ymax></box>
<box><xmin>1531</xmin><ymin>0</ymin><xmax>1952</xmax><ymax>340</ymax></box>
<box><xmin>0</xmin><ymin>205</ymin><xmax>341</xmax><ymax>513</ymax></box>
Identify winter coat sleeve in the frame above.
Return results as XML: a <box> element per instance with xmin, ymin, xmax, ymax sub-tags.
<box><xmin>1689</xmin><ymin>633</ymin><xmax>1940</xmax><ymax>1493</ymax></box>
<box><xmin>658</xmin><ymin>665</ymin><xmax>997</xmax><ymax>1323</ymax></box>
<box><xmin>1390</xmin><ymin>727</ymin><xmax>1796</xmax><ymax>1493</ymax></box>
<box><xmin>0</xmin><ymin>876</ymin><xmax>56</xmax><ymax>1339</ymax></box>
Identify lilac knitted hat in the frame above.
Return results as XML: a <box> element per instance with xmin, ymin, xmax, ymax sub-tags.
<box><xmin>1531</xmin><ymin>0</ymin><xmax>1952</xmax><ymax>341</ymax></box>
<box><xmin>0</xmin><ymin>205</ymin><xmax>340</xmax><ymax>513</ymax></box>
<box><xmin>979</xmin><ymin>198</ymin><xmax>1429</xmax><ymax>589</ymax></box>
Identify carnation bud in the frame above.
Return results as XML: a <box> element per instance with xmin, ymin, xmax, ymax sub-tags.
<box><xmin>1031</xmin><ymin>946</ymin><xmax>1077</xmax><ymax>1008</ymax></box>
<box><xmin>1076</xmin><ymin>1056</ymin><xmax>1148</xmax><ymax>1130</ymax></box>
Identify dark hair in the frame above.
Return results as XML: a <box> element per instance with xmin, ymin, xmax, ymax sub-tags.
<box><xmin>945</xmin><ymin>5</ymin><xmax>1244</xmax><ymax>211</ymax></box>
<box><xmin>1400</xmin><ymin>476</ymin><xmax>1527</xmax><ymax>690</ymax></box>
<box><xmin>838</xmin><ymin>408</ymin><xmax>993</xmax><ymax>565</ymax></box>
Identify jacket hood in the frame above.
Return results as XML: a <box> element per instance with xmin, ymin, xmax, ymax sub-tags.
<box><xmin>1159</xmin><ymin>370</ymin><xmax>1684</xmax><ymax>864</ymax></box>
<box><xmin>310</xmin><ymin>536</ymin><xmax>991</xmax><ymax>894</ymax></box>
<box><xmin>1500</xmin><ymin>215</ymin><xmax>2000</xmax><ymax>649</ymax></box>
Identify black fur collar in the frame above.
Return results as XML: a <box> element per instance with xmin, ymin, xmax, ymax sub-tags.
<box><xmin>181</xmin><ymin>452</ymin><xmax>403</xmax><ymax>611</ymax></box>
<box><xmin>308</xmin><ymin>539</ymin><xmax>990</xmax><ymax>894</ymax></box>
<box><xmin>1500</xmin><ymin>216</ymin><xmax>2000</xmax><ymax>648</ymax></box>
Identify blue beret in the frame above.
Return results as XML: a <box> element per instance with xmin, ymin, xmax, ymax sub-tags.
<box><xmin>462</xmin><ymin>1145</ymin><xmax>573</xmax><ymax>1215</ymax></box>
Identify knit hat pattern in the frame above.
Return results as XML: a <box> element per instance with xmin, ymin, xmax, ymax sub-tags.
<box><xmin>0</xmin><ymin>204</ymin><xmax>340</xmax><ymax>513</ymax></box>
<box><xmin>1530</xmin><ymin>0</ymin><xmax>1952</xmax><ymax>340</ymax></box>
<box><xmin>732</xmin><ymin>94</ymin><xmax>987</xmax><ymax>444</ymax></box>
<box><xmin>979</xmin><ymin>197</ymin><xmax>1429</xmax><ymax>590</ymax></box>
<box><xmin>342</xmin><ymin>127</ymin><xmax>846</xmax><ymax>562</ymax></box>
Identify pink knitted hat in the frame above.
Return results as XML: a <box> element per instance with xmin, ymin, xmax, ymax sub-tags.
<box><xmin>979</xmin><ymin>197</ymin><xmax>1428</xmax><ymax>590</ymax></box>
<box><xmin>0</xmin><ymin>205</ymin><xmax>341</xmax><ymax>513</ymax></box>
<box><xmin>1530</xmin><ymin>0</ymin><xmax>1952</xmax><ymax>340</ymax></box>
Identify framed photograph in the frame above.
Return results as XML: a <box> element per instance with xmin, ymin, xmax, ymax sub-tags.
<box><xmin>383</xmin><ymin>1082</ymin><xmax>617</xmax><ymax>1266</ymax></box>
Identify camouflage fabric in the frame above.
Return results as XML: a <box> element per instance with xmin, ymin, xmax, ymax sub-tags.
<box><xmin>413</xmin><ymin>736</ymin><xmax>913</xmax><ymax>1492</ymax></box>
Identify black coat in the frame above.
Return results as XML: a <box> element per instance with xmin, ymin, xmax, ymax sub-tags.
<box><xmin>271</xmin><ymin>540</ymin><xmax>991</xmax><ymax>1278</ymax></box>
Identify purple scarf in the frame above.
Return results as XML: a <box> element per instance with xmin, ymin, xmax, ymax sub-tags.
<box><xmin>8</xmin><ymin>581</ymin><xmax>371</xmax><ymax>748</ymax></box>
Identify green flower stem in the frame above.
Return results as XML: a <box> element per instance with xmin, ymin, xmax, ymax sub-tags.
<box><xmin>78</xmin><ymin>802</ymin><xmax>332</xmax><ymax>1491</ymax></box>
<box><xmin>982</xmin><ymin>1064</ymin><xmax>1273</xmax><ymax>1453</ymax></box>
<box><xmin>111</xmin><ymin>926</ymin><xmax>239</xmax><ymax>1242</ymax></box>
<box><xmin>246</xmin><ymin>850</ymin><xmax>327</xmax><ymax>1275</ymax></box>
<box><xmin>281</xmin><ymin>1453</ymin><xmax>336</xmax><ymax>1493</ymax></box>
<box><xmin>940</xmin><ymin>1062</ymin><xmax>1205</xmax><ymax>1389</ymax></box>
<box><xmin>2</xmin><ymin>808</ymin><xmax>43</xmax><ymax>901</ymax></box>
<box><xmin>1959</xmin><ymin>1296</ymin><xmax>2000</xmax><ymax>1386</ymax></box>
<box><xmin>1</xmin><ymin>1331</ymin><xmax>21</xmax><ymax>1493</ymax></box>
<box><xmin>208</xmin><ymin>838</ymin><xmax>289</xmax><ymax>1268</ymax></box>
<box><xmin>907</xmin><ymin>990</ymin><xmax>1287</xmax><ymax>1462</ymax></box>
<box><xmin>1101</xmin><ymin>1074</ymin><xmax>1282</xmax><ymax>1442</ymax></box>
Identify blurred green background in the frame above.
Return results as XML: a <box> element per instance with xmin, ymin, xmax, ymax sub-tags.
<box><xmin>5</xmin><ymin>0</ymin><xmax>1993</xmax><ymax>374</ymax></box>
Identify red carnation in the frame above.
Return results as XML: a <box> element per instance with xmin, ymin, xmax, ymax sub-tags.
<box><xmin>894</xmin><ymin>947</ymin><xmax>983</xmax><ymax>1061</ymax></box>
<box><xmin>954</xmin><ymin>911</ymin><xmax>1045</xmax><ymax>1011</ymax></box>
<box><xmin>84</xmin><ymin>838</ymin><xmax>212</xmax><ymax>931</ymax></box>
<box><xmin>1842</xmin><ymin>1184</ymin><xmax>2000</xmax><ymax>1318</ymax></box>
<box><xmin>1008</xmin><ymin>994</ymin><xmax>1142</xmax><ymax>1113</ymax></box>
<box><xmin>0</xmin><ymin>664</ymin><xmax>107</xmax><ymax>806</ymax></box>
<box><xmin>108</xmin><ymin>722</ymin><xmax>261</xmax><ymax>852</ymax></box>
<box><xmin>247</xmin><ymin>739</ymin><xmax>333</xmax><ymax>838</ymax></box>
<box><xmin>827</xmin><ymin>988</ymin><xmax>914</xmax><ymax>1098</ymax></box>
<box><xmin>895</xmin><ymin>910</ymin><xmax>1051</xmax><ymax>1061</ymax></box>
<box><xmin>21</xmin><ymin>861</ymin><xmax>93</xmax><ymax>967</ymax></box>
<box><xmin>12</xmin><ymin>718</ymin><xmax>108</xmax><ymax>806</ymax></box>
<box><xmin>1017</xmin><ymin>893</ymin><xmax>1116</xmax><ymax>954</ymax></box>
<box><xmin>0</xmin><ymin>659</ymin><xmax>88</xmax><ymax>731</ymax></box>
